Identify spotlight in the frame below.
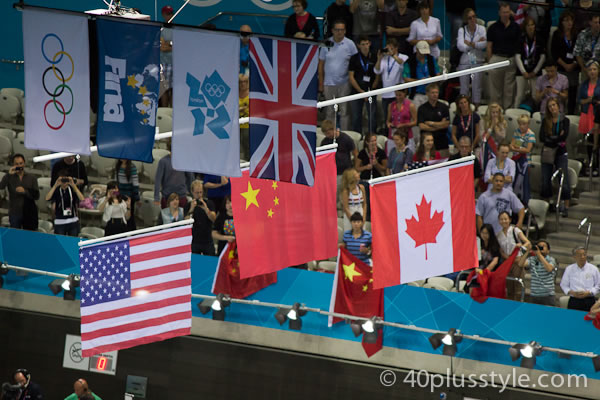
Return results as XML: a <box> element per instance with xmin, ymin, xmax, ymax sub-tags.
<box><xmin>509</xmin><ymin>341</ymin><xmax>542</xmax><ymax>369</ymax></box>
<box><xmin>429</xmin><ymin>328</ymin><xmax>462</xmax><ymax>356</ymax></box>
<box><xmin>275</xmin><ymin>302</ymin><xmax>307</xmax><ymax>330</ymax></box>
<box><xmin>593</xmin><ymin>355</ymin><xmax>600</xmax><ymax>372</ymax></box>
<box><xmin>48</xmin><ymin>279</ymin><xmax>66</xmax><ymax>295</ymax></box>
<box><xmin>197</xmin><ymin>293</ymin><xmax>231</xmax><ymax>321</ymax></box>
<box><xmin>350</xmin><ymin>317</ymin><xmax>382</xmax><ymax>343</ymax></box>
<box><xmin>48</xmin><ymin>274</ymin><xmax>80</xmax><ymax>300</ymax></box>
<box><xmin>0</xmin><ymin>263</ymin><xmax>8</xmax><ymax>289</ymax></box>
<box><xmin>579</xmin><ymin>217</ymin><xmax>589</xmax><ymax>231</ymax></box>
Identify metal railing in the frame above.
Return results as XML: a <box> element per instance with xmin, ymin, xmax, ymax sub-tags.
<box><xmin>0</xmin><ymin>59</ymin><xmax>24</xmax><ymax>70</ymax></box>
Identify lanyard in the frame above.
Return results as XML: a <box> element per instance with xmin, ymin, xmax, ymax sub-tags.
<box><xmin>387</xmin><ymin>56</ymin><xmax>396</xmax><ymax>76</ymax></box>
<box><xmin>60</xmin><ymin>186</ymin><xmax>73</xmax><ymax>214</ymax></box>
<box><xmin>564</xmin><ymin>35</ymin><xmax>572</xmax><ymax>50</ymax></box>
<box><xmin>359</xmin><ymin>54</ymin><xmax>370</xmax><ymax>73</ymax></box>
<box><xmin>524</xmin><ymin>37</ymin><xmax>536</xmax><ymax>59</ymax></box>
<box><xmin>555</xmin><ymin>118</ymin><xmax>560</xmax><ymax>136</ymax></box>
<box><xmin>460</xmin><ymin>113</ymin><xmax>472</xmax><ymax>134</ymax></box>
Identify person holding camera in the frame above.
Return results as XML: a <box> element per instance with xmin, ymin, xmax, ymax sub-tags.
<box><xmin>184</xmin><ymin>180</ymin><xmax>217</xmax><ymax>255</ymax></box>
<box><xmin>98</xmin><ymin>181</ymin><xmax>130</xmax><ymax>236</ymax></box>
<box><xmin>45</xmin><ymin>170</ymin><xmax>84</xmax><ymax>236</ymax></box>
<box><xmin>12</xmin><ymin>368</ymin><xmax>43</xmax><ymax>400</ymax></box>
<box><xmin>518</xmin><ymin>240</ymin><xmax>557</xmax><ymax>306</ymax></box>
<box><xmin>0</xmin><ymin>154</ymin><xmax>39</xmax><ymax>231</ymax></box>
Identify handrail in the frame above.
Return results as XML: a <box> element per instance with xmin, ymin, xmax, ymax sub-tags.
<box><xmin>202</xmin><ymin>11</ymin><xmax>324</xmax><ymax>26</ymax></box>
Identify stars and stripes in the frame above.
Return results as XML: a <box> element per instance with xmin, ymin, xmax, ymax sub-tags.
<box><xmin>79</xmin><ymin>225</ymin><xmax>192</xmax><ymax>357</ymax></box>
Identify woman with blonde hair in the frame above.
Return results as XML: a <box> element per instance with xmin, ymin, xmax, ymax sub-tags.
<box><xmin>340</xmin><ymin>168</ymin><xmax>367</xmax><ymax>231</ymax></box>
<box><xmin>482</xmin><ymin>103</ymin><xmax>507</xmax><ymax>144</ymax></box>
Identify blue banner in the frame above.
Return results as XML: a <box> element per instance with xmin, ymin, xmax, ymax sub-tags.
<box><xmin>96</xmin><ymin>19</ymin><xmax>160</xmax><ymax>162</ymax></box>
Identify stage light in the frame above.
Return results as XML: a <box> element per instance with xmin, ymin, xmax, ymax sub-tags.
<box><xmin>275</xmin><ymin>302</ymin><xmax>307</xmax><ymax>330</ymax></box>
<box><xmin>48</xmin><ymin>279</ymin><xmax>66</xmax><ymax>295</ymax></box>
<box><xmin>198</xmin><ymin>294</ymin><xmax>231</xmax><ymax>321</ymax></box>
<box><xmin>429</xmin><ymin>328</ymin><xmax>462</xmax><ymax>356</ymax></box>
<box><xmin>509</xmin><ymin>341</ymin><xmax>542</xmax><ymax>369</ymax></box>
<box><xmin>350</xmin><ymin>317</ymin><xmax>382</xmax><ymax>343</ymax></box>
<box><xmin>48</xmin><ymin>274</ymin><xmax>80</xmax><ymax>300</ymax></box>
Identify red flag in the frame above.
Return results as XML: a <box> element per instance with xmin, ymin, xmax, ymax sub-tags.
<box><xmin>231</xmin><ymin>151</ymin><xmax>337</xmax><ymax>278</ymax></box>
<box><xmin>212</xmin><ymin>241</ymin><xmax>277</xmax><ymax>299</ymax></box>
<box><xmin>329</xmin><ymin>248</ymin><xmax>384</xmax><ymax>357</ymax></box>
<box><xmin>467</xmin><ymin>248</ymin><xmax>520</xmax><ymax>303</ymax></box>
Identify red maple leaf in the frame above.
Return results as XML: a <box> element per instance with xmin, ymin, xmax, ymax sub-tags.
<box><xmin>405</xmin><ymin>195</ymin><xmax>444</xmax><ymax>260</ymax></box>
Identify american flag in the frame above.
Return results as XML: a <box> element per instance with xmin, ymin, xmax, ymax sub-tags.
<box><xmin>248</xmin><ymin>37</ymin><xmax>318</xmax><ymax>186</ymax></box>
<box><xmin>407</xmin><ymin>158</ymin><xmax>448</xmax><ymax>171</ymax></box>
<box><xmin>79</xmin><ymin>225</ymin><xmax>192</xmax><ymax>357</ymax></box>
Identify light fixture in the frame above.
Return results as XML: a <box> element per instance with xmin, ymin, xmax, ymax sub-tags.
<box><xmin>197</xmin><ymin>293</ymin><xmax>231</xmax><ymax>321</ymax></box>
<box><xmin>350</xmin><ymin>317</ymin><xmax>382</xmax><ymax>343</ymax></box>
<box><xmin>429</xmin><ymin>328</ymin><xmax>462</xmax><ymax>356</ymax></box>
<box><xmin>578</xmin><ymin>217</ymin><xmax>589</xmax><ymax>231</ymax></box>
<box><xmin>593</xmin><ymin>355</ymin><xmax>600</xmax><ymax>372</ymax></box>
<box><xmin>48</xmin><ymin>274</ymin><xmax>80</xmax><ymax>300</ymax></box>
<box><xmin>275</xmin><ymin>302</ymin><xmax>307</xmax><ymax>330</ymax></box>
<box><xmin>509</xmin><ymin>341</ymin><xmax>543</xmax><ymax>369</ymax></box>
<box><xmin>0</xmin><ymin>263</ymin><xmax>8</xmax><ymax>289</ymax></box>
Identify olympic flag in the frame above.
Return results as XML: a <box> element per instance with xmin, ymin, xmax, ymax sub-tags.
<box><xmin>171</xmin><ymin>28</ymin><xmax>241</xmax><ymax>177</ymax></box>
<box><xmin>23</xmin><ymin>9</ymin><xmax>91</xmax><ymax>155</ymax></box>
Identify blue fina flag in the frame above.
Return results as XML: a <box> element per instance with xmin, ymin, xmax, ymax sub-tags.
<box><xmin>96</xmin><ymin>19</ymin><xmax>160</xmax><ymax>162</ymax></box>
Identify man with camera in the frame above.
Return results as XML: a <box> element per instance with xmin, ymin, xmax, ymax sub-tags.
<box><xmin>45</xmin><ymin>170</ymin><xmax>85</xmax><ymax>236</ymax></box>
<box><xmin>518</xmin><ymin>240</ymin><xmax>557</xmax><ymax>306</ymax></box>
<box><xmin>184</xmin><ymin>180</ymin><xmax>217</xmax><ymax>255</ymax></box>
<box><xmin>0</xmin><ymin>154</ymin><xmax>39</xmax><ymax>230</ymax></box>
<box><xmin>560</xmin><ymin>246</ymin><xmax>600</xmax><ymax>311</ymax></box>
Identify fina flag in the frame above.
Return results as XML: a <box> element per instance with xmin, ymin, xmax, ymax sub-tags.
<box><xmin>23</xmin><ymin>9</ymin><xmax>90</xmax><ymax>155</ymax></box>
<box><xmin>96</xmin><ymin>19</ymin><xmax>160</xmax><ymax>163</ymax></box>
<box><xmin>171</xmin><ymin>28</ymin><xmax>241</xmax><ymax>177</ymax></box>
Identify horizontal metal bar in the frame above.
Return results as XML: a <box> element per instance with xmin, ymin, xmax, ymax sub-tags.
<box><xmin>3</xmin><ymin>264</ymin><xmax>69</xmax><ymax>279</ymax></box>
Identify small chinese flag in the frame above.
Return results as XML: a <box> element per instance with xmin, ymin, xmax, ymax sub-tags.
<box><xmin>329</xmin><ymin>248</ymin><xmax>384</xmax><ymax>358</ymax></box>
<box><xmin>466</xmin><ymin>248</ymin><xmax>520</xmax><ymax>303</ymax></box>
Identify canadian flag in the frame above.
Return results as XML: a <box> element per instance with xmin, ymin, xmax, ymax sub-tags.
<box><xmin>370</xmin><ymin>160</ymin><xmax>478</xmax><ymax>289</ymax></box>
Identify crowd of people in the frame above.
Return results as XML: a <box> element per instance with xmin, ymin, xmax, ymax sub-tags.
<box><xmin>1</xmin><ymin>371</ymin><xmax>101</xmax><ymax>400</ymax></box>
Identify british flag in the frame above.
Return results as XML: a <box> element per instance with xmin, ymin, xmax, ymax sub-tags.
<box><xmin>249</xmin><ymin>37</ymin><xmax>319</xmax><ymax>186</ymax></box>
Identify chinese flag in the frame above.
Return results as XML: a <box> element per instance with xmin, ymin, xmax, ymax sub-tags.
<box><xmin>466</xmin><ymin>248</ymin><xmax>519</xmax><ymax>303</ymax></box>
<box><xmin>212</xmin><ymin>241</ymin><xmax>277</xmax><ymax>299</ymax></box>
<box><xmin>329</xmin><ymin>248</ymin><xmax>384</xmax><ymax>358</ymax></box>
<box><xmin>231</xmin><ymin>151</ymin><xmax>337</xmax><ymax>278</ymax></box>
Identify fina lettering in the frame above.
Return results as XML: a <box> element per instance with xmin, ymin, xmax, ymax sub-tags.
<box><xmin>103</xmin><ymin>56</ymin><xmax>126</xmax><ymax>123</ymax></box>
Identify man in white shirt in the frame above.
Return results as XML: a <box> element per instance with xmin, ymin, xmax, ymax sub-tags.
<box><xmin>319</xmin><ymin>20</ymin><xmax>358</xmax><ymax>130</ymax></box>
<box><xmin>560</xmin><ymin>246</ymin><xmax>600</xmax><ymax>311</ymax></box>
<box><xmin>374</xmin><ymin>37</ymin><xmax>409</xmax><ymax>124</ymax></box>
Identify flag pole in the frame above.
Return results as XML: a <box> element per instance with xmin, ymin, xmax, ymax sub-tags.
<box><xmin>368</xmin><ymin>155</ymin><xmax>476</xmax><ymax>186</ymax></box>
<box><xmin>78</xmin><ymin>218</ymin><xmax>194</xmax><ymax>248</ymax></box>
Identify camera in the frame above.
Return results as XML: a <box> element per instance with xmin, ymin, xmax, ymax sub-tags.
<box><xmin>381</xmin><ymin>48</ymin><xmax>389</xmax><ymax>53</ymax></box>
<box><xmin>519</xmin><ymin>245</ymin><xmax>528</xmax><ymax>256</ymax></box>
<box><xmin>61</xmin><ymin>177</ymin><xmax>70</xmax><ymax>183</ymax></box>
<box><xmin>1</xmin><ymin>382</ymin><xmax>22</xmax><ymax>400</ymax></box>
<box><xmin>14</xmin><ymin>167</ymin><xmax>23</xmax><ymax>171</ymax></box>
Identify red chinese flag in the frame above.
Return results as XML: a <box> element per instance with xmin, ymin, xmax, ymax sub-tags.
<box><xmin>467</xmin><ymin>248</ymin><xmax>519</xmax><ymax>303</ymax></box>
<box><xmin>212</xmin><ymin>241</ymin><xmax>277</xmax><ymax>299</ymax></box>
<box><xmin>231</xmin><ymin>151</ymin><xmax>337</xmax><ymax>278</ymax></box>
<box><xmin>329</xmin><ymin>248</ymin><xmax>384</xmax><ymax>357</ymax></box>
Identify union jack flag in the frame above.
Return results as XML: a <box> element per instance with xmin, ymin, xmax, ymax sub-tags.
<box><xmin>249</xmin><ymin>37</ymin><xmax>319</xmax><ymax>186</ymax></box>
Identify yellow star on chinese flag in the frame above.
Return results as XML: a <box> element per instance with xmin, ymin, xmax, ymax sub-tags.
<box><xmin>240</xmin><ymin>182</ymin><xmax>260</xmax><ymax>210</ymax></box>
<box><xmin>267</xmin><ymin>208</ymin><xmax>274</xmax><ymax>218</ymax></box>
<box><xmin>343</xmin><ymin>262</ymin><xmax>361</xmax><ymax>282</ymax></box>
<box><xmin>139</xmin><ymin>86</ymin><xmax>148</xmax><ymax>95</ymax></box>
<box><xmin>228</xmin><ymin>249</ymin><xmax>235</xmax><ymax>260</ymax></box>
<box><xmin>127</xmin><ymin>75</ymin><xmax>138</xmax><ymax>88</ymax></box>
<box><xmin>274</xmin><ymin>196</ymin><xmax>279</xmax><ymax>206</ymax></box>
<box><xmin>272</xmin><ymin>181</ymin><xmax>278</xmax><ymax>190</ymax></box>
<box><xmin>363</xmin><ymin>284</ymin><xmax>368</xmax><ymax>292</ymax></box>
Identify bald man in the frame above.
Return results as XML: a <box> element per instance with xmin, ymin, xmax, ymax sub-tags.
<box><xmin>64</xmin><ymin>379</ymin><xmax>102</xmax><ymax>400</ymax></box>
<box><xmin>240</xmin><ymin>24</ymin><xmax>252</xmax><ymax>74</ymax></box>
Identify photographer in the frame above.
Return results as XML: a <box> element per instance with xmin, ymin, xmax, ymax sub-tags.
<box><xmin>518</xmin><ymin>240</ymin><xmax>557</xmax><ymax>306</ymax></box>
<box><xmin>184</xmin><ymin>180</ymin><xmax>216</xmax><ymax>255</ymax></box>
<box><xmin>45</xmin><ymin>170</ymin><xmax>84</xmax><ymax>236</ymax></box>
<box><xmin>0</xmin><ymin>154</ymin><xmax>39</xmax><ymax>230</ymax></box>
<box><xmin>98</xmin><ymin>181</ymin><xmax>130</xmax><ymax>236</ymax></box>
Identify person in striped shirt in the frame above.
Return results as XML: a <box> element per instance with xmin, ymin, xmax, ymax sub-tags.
<box><xmin>340</xmin><ymin>212</ymin><xmax>372</xmax><ymax>264</ymax></box>
<box><xmin>518</xmin><ymin>239</ymin><xmax>557</xmax><ymax>306</ymax></box>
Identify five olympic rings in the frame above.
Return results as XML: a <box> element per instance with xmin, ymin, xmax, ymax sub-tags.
<box><xmin>204</xmin><ymin>82</ymin><xmax>226</xmax><ymax>98</ymax></box>
<box><xmin>41</xmin><ymin>33</ymin><xmax>74</xmax><ymax>130</ymax></box>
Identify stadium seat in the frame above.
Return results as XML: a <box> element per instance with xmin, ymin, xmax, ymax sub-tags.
<box><xmin>558</xmin><ymin>296</ymin><xmax>569</xmax><ymax>309</ymax></box>
<box><xmin>36</xmin><ymin>177</ymin><xmax>52</xmax><ymax>216</ymax></box>
<box><xmin>567</xmin><ymin>159</ymin><xmax>582</xmax><ymax>177</ymax></box>
<box><xmin>139</xmin><ymin>190</ymin><xmax>161</xmax><ymax>227</ymax></box>
<box><xmin>0</xmin><ymin>128</ymin><xmax>16</xmax><ymax>141</ymax></box>
<box><xmin>156</xmin><ymin>113</ymin><xmax>172</xmax><ymax>133</ymax></box>
<box><xmin>526</xmin><ymin>199</ymin><xmax>549</xmax><ymax>233</ymax></box>
<box><xmin>79</xmin><ymin>226</ymin><xmax>105</xmax><ymax>239</ymax></box>
<box><xmin>477</xmin><ymin>105</ymin><xmax>488</xmax><ymax>116</ymax></box>
<box><xmin>337</xmin><ymin>225</ymin><xmax>344</xmax><ymax>243</ymax></box>
<box><xmin>528</xmin><ymin>161</ymin><xmax>542</xmax><ymax>195</ymax></box>
<box><xmin>142</xmin><ymin>149</ymin><xmax>169</xmax><ymax>182</ymax></box>
<box><xmin>38</xmin><ymin>219</ymin><xmax>53</xmax><ymax>234</ymax></box>
<box><xmin>0</xmin><ymin>93</ymin><xmax>21</xmax><ymax>123</ymax></box>
<box><xmin>11</xmin><ymin>136</ymin><xmax>38</xmax><ymax>164</ymax></box>
<box><xmin>423</xmin><ymin>277</ymin><xmax>454</xmax><ymax>291</ymax></box>
<box><xmin>318</xmin><ymin>261</ymin><xmax>337</xmax><ymax>272</ymax></box>
<box><xmin>316</xmin><ymin>132</ymin><xmax>326</xmax><ymax>147</ymax></box>
<box><xmin>90</xmin><ymin>152</ymin><xmax>115</xmax><ymax>178</ymax></box>
<box><xmin>157</xmin><ymin>107</ymin><xmax>173</xmax><ymax>118</ymax></box>
<box><xmin>1</xmin><ymin>216</ymin><xmax>8</xmax><ymax>227</ymax></box>
<box><xmin>0</xmin><ymin>136</ymin><xmax>12</xmax><ymax>162</ymax></box>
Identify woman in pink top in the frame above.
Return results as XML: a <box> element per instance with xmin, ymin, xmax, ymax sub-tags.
<box><xmin>386</xmin><ymin>89</ymin><xmax>417</xmax><ymax>154</ymax></box>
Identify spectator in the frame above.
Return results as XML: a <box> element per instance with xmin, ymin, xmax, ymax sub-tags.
<box><xmin>13</xmin><ymin>369</ymin><xmax>43</xmax><ymax>400</ymax></box>
<box><xmin>560</xmin><ymin>246</ymin><xmax>600</xmax><ymax>311</ymax></box>
<box><xmin>578</xmin><ymin>61</ymin><xmax>600</xmax><ymax>159</ymax></box>
<box><xmin>476</xmin><ymin>173</ymin><xmax>525</xmax><ymax>234</ymax></box>
<box><xmin>45</xmin><ymin>172</ymin><xmax>84</xmax><ymax>236</ymax></box>
<box><xmin>510</xmin><ymin>114</ymin><xmax>536</xmax><ymax>162</ymax></box>
<box><xmin>239</xmin><ymin>25</ymin><xmax>252</xmax><ymax>74</ymax></box>
<box><xmin>496</xmin><ymin>210</ymin><xmax>531</xmax><ymax>300</ymax></box>
<box><xmin>341</xmin><ymin>211</ymin><xmax>372</xmax><ymax>264</ymax></box>
<box><xmin>552</xmin><ymin>10</ymin><xmax>580</xmax><ymax>115</ymax></box>
<box><xmin>449</xmin><ymin>136</ymin><xmax>482</xmax><ymax>191</ymax></box>
<box><xmin>319</xmin><ymin>20</ymin><xmax>358</xmax><ymax>130</ymax></box>
<box><xmin>374</xmin><ymin>38</ymin><xmax>409</xmax><ymax>124</ymax></box>
<box><xmin>341</xmin><ymin>168</ymin><xmax>366</xmax><ymax>231</ymax></box>
<box><xmin>573</xmin><ymin>0</ymin><xmax>596</xmax><ymax>35</ymax></box>
<box><xmin>239</xmin><ymin>73</ymin><xmax>250</xmax><ymax>161</ymax></box>
<box><xmin>384</xmin><ymin>0</ymin><xmax>418</xmax><ymax>56</ymax></box>
<box><xmin>478</xmin><ymin>223</ymin><xmax>501</xmax><ymax>271</ymax></box>
<box><xmin>402</xmin><ymin>41</ymin><xmax>440</xmax><ymax>107</ymax></box>
<box><xmin>98</xmin><ymin>181</ymin><xmax>130</xmax><ymax>236</ymax></box>
<box><xmin>444</xmin><ymin>0</ymin><xmax>476</xmax><ymax>47</ymax></box>
<box><xmin>161</xmin><ymin>193</ymin><xmax>184</xmax><ymax>224</ymax></box>
<box><xmin>514</xmin><ymin>17</ymin><xmax>546</xmax><ymax>109</ymax></box>
<box><xmin>184</xmin><ymin>180</ymin><xmax>217</xmax><ymax>255</ymax></box>
<box><xmin>0</xmin><ymin>154</ymin><xmax>39</xmax><ymax>230</ymax></box>
<box><xmin>535</xmin><ymin>61</ymin><xmax>568</xmax><ymax>116</ymax></box>
<box><xmin>203</xmin><ymin>175</ymin><xmax>230</xmax><ymax>213</ymax></box>
<box><xmin>520</xmin><ymin>1</ymin><xmax>553</xmax><ymax>40</ymax></box>
<box><xmin>114</xmin><ymin>159</ymin><xmax>140</xmax><ymax>231</ymax></box>
<box><xmin>159</xmin><ymin>5</ymin><xmax>174</xmax><ymax>107</ymax></box>
<box><xmin>64</xmin><ymin>378</ymin><xmax>102</xmax><ymax>400</ymax></box>
<box><xmin>482</xmin><ymin>103</ymin><xmax>507</xmax><ymax>144</ymax></box>
<box><xmin>324</xmin><ymin>0</ymin><xmax>353</xmax><ymax>39</ymax></box>
<box><xmin>50</xmin><ymin>155</ymin><xmax>88</xmax><ymax>191</ymax></box>
<box><xmin>212</xmin><ymin>195</ymin><xmax>235</xmax><ymax>254</ymax></box>
<box><xmin>350</xmin><ymin>0</ymin><xmax>380</xmax><ymax>50</ymax></box>
<box><xmin>518</xmin><ymin>240</ymin><xmax>557</xmax><ymax>306</ymax></box>
<box><xmin>412</xmin><ymin>131</ymin><xmax>441</xmax><ymax>162</ymax></box>
<box><xmin>574</xmin><ymin>14</ymin><xmax>600</xmax><ymax>71</ymax></box>
<box><xmin>451</xmin><ymin>94</ymin><xmax>480</xmax><ymax>149</ymax></box>
<box><xmin>417</xmin><ymin>83</ymin><xmax>450</xmax><ymax>157</ymax></box>
<box><xmin>386</xmin><ymin>89</ymin><xmax>417</xmax><ymax>153</ymax></box>
<box><xmin>153</xmin><ymin>146</ymin><xmax>194</xmax><ymax>208</ymax></box>
<box><xmin>387</xmin><ymin>128</ymin><xmax>413</xmax><ymax>174</ymax></box>
<box><xmin>348</xmin><ymin>36</ymin><xmax>379</xmax><ymax>134</ymax></box>
<box><xmin>456</xmin><ymin>8</ymin><xmax>487</xmax><ymax>107</ymax></box>
<box><xmin>484</xmin><ymin>143</ymin><xmax>516</xmax><ymax>191</ymax></box>
<box><xmin>355</xmin><ymin>132</ymin><xmax>387</xmax><ymax>179</ymax></box>
<box><xmin>540</xmin><ymin>98</ymin><xmax>570</xmax><ymax>217</ymax></box>
<box><xmin>284</xmin><ymin>0</ymin><xmax>320</xmax><ymax>39</ymax></box>
<box><xmin>320</xmin><ymin>119</ymin><xmax>358</xmax><ymax>175</ymax></box>
<box><xmin>486</xmin><ymin>2</ymin><xmax>520</xmax><ymax>110</ymax></box>
<box><xmin>407</xmin><ymin>2</ymin><xmax>442</xmax><ymax>59</ymax></box>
